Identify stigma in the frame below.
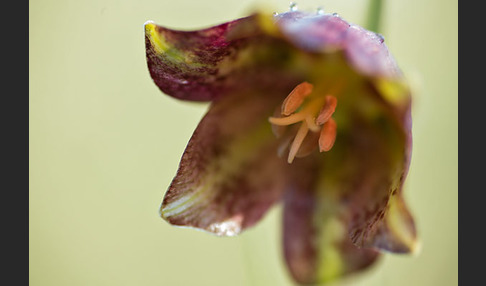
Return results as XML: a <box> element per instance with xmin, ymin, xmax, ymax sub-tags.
<box><xmin>268</xmin><ymin>82</ymin><xmax>338</xmax><ymax>164</ymax></box>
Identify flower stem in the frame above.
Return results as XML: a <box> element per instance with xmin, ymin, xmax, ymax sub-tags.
<box><xmin>366</xmin><ymin>0</ymin><xmax>384</xmax><ymax>33</ymax></box>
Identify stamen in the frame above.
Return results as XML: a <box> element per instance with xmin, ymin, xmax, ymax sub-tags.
<box><xmin>319</xmin><ymin>118</ymin><xmax>337</xmax><ymax>152</ymax></box>
<box><xmin>269</xmin><ymin>112</ymin><xmax>307</xmax><ymax>126</ymax></box>
<box><xmin>281</xmin><ymin>82</ymin><xmax>313</xmax><ymax>116</ymax></box>
<box><xmin>315</xmin><ymin>95</ymin><xmax>338</xmax><ymax>125</ymax></box>
<box><xmin>269</xmin><ymin>96</ymin><xmax>325</xmax><ymax>127</ymax></box>
<box><xmin>271</xmin><ymin>106</ymin><xmax>287</xmax><ymax>138</ymax></box>
<box><xmin>269</xmin><ymin>82</ymin><xmax>340</xmax><ymax>163</ymax></box>
<box><xmin>288</xmin><ymin>121</ymin><xmax>309</xmax><ymax>164</ymax></box>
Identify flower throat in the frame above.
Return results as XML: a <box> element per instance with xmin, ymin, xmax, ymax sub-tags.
<box><xmin>268</xmin><ymin>82</ymin><xmax>338</xmax><ymax>164</ymax></box>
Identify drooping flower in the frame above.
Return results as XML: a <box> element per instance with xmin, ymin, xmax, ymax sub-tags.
<box><xmin>145</xmin><ymin>7</ymin><xmax>417</xmax><ymax>285</ymax></box>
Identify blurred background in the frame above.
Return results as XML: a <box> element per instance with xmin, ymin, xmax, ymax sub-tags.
<box><xmin>29</xmin><ymin>0</ymin><xmax>457</xmax><ymax>285</ymax></box>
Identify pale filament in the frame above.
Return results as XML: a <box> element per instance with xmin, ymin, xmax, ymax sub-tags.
<box><xmin>288</xmin><ymin>121</ymin><xmax>309</xmax><ymax>164</ymax></box>
<box><xmin>269</xmin><ymin>96</ymin><xmax>325</xmax><ymax>126</ymax></box>
<box><xmin>268</xmin><ymin>112</ymin><xmax>307</xmax><ymax>126</ymax></box>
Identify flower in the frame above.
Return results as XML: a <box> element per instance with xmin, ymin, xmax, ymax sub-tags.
<box><xmin>145</xmin><ymin>7</ymin><xmax>417</xmax><ymax>285</ymax></box>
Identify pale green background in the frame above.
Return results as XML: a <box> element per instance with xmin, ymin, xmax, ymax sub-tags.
<box><xmin>30</xmin><ymin>0</ymin><xmax>458</xmax><ymax>285</ymax></box>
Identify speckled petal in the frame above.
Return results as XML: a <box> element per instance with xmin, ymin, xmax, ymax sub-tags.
<box><xmin>283</xmin><ymin>157</ymin><xmax>379</xmax><ymax>285</ymax></box>
<box><xmin>160</xmin><ymin>89</ymin><xmax>289</xmax><ymax>236</ymax></box>
<box><xmin>145</xmin><ymin>11</ymin><xmax>405</xmax><ymax>104</ymax></box>
<box><xmin>273</xmin><ymin>11</ymin><xmax>402</xmax><ymax>79</ymax></box>
<box><xmin>145</xmin><ymin>18</ymin><xmax>250</xmax><ymax>101</ymax></box>
<box><xmin>273</xmin><ymin>11</ymin><xmax>351</xmax><ymax>51</ymax></box>
<box><xmin>358</xmin><ymin>194</ymin><xmax>418</xmax><ymax>253</ymax></box>
<box><xmin>327</xmin><ymin>103</ymin><xmax>417</xmax><ymax>254</ymax></box>
<box><xmin>344</xmin><ymin>25</ymin><xmax>402</xmax><ymax>79</ymax></box>
<box><xmin>145</xmin><ymin>16</ymin><xmax>305</xmax><ymax>101</ymax></box>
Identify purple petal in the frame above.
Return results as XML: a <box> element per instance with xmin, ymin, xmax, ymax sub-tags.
<box><xmin>357</xmin><ymin>194</ymin><xmax>418</xmax><ymax>253</ymax></box>
<box><xmin>344</xmin><ymin>25</ymin><xmax>402</xmax><ymax>79</ymax></box>
<box><xmin>145</xmin><ymin>11</ymin><xmax>405</xmax><ymax>104</ymax></box>
<box><xmin>145</xmin><ymin>16</ymin><xmax>305</xmax><ymax>101</ymax></box>
<box><xmin>274</xmin><ymin>11</ymin><xmax>402</xmax><ymax>79</ymax></box>
<box><xmin>283</xmin><ymin>157</ymin><xmax>379</xmax><ymax>284</ymax></box>
<box><xmin>159</xmin><ymin>90</ymin><xmax>290</xmax><ymax>236</ymax></box>
<box><xmin>145</xmin><ymin>17</ymin><xmax>252</xmax><ymax>101</ymax></box>
<box><xmin>327</xmin><ymin>106</ymin><xmax>417</xmax><ymax>254</ymax></box>
<box><xmin>274</xmin><ymin>12</ymin><xmax>350</xmax><ymax>51</ymax></box>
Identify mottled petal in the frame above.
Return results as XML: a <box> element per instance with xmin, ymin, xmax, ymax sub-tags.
<box><xmin>145</xmin><ymin>17</ymin><xmax>252</xmax><ymax>101</ymax></box>
<box><xmin>160</xmin><ymin>90</ymin><xmax>289</xmax><ymax>236</ymax></box>
<box><xmin>344</xmin><ymin>25</ymin><xmax>402</xmax><ymax>78</ymax></box>
<box><xmin>283</xmin><ymin>158</ymin><xmax>379</xmax><ymax>285</ymax></box>
<box><xmin>360</xmin><ymin>194</ymin><xmax>418</xmax><ymax>253</ymax></box>
<box><xmin>146</xmin><ymin>11</ymin><xmax>407</xmax><ymax>107</ymax></box>
<box><xmin>273</xmin><ymin>11</ymin><xmax>401</xmax><ymax>79</ymax></box>
<box><xmin>145</xmin><ymin>16</ymin><xmax>305</xmax><ymax>101</ymax></box>
<box><xmin>325</xmin><ymin>103</ymin><xmax>416</xmax><ymax>254</ymax></box>
<box><xmin>274</xmin><ymin>12</ymin><xmax>350</xmax><ymax>51</ymax></box>
<box><xmin>345</xmin><ymin>94</ymin><xmax>416</xmax><ymax>253</ymax></box>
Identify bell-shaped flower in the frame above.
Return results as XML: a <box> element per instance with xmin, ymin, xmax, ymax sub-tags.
<box><xmin>145</xmin><ymin>8</ymin><xmax>417</xmax><ymax>285</ymax></box>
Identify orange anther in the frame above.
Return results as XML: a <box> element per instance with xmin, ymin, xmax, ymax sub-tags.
<box><xmin>315</xmin><ymin>96</ymin><xmax>337</xmax><ymax>125</ymax></box>
<box><xmin>281</xmin><ymin>82</ymin><xmax>314</xmax><ymax>116</ymax></box>
<box><xmin>318</xmin><ymin>118</ymin><xmax>337</xmax><ymax>152</ymax></box>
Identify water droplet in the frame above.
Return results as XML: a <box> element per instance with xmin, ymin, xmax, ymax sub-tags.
<box><xmin>289</xmin><ymin>2</ymin><xmax>298</xmax><ymax>11</ymax></box>
<box><xmin>316</xmin><ymin>7</ymin><xmax>324</xmax><ymax>15</ymax></box>
<box><xmin>332</xmin><ymin>12</ymin><xmax>339</xmax><ymax>17</ymax></box>
<box><xmin>376</xmin><ymin>33</ymin><xmax>385</xmax><ymax>43</ymax></box>
<box><xmin>208</xmin><ymin>215</ymin><xmax>243</xmax><ymax>236</ymax></box>
<box><xmin>273</xmin><ymin>12</ymin><xmax>279</xmax><ymax>16</ymax></box>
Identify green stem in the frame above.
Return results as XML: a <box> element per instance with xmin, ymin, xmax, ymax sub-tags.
<box><xmin>366</xmin><ymin>0</ymin><xmax>384</xmax><ymax>33</ymax></box>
